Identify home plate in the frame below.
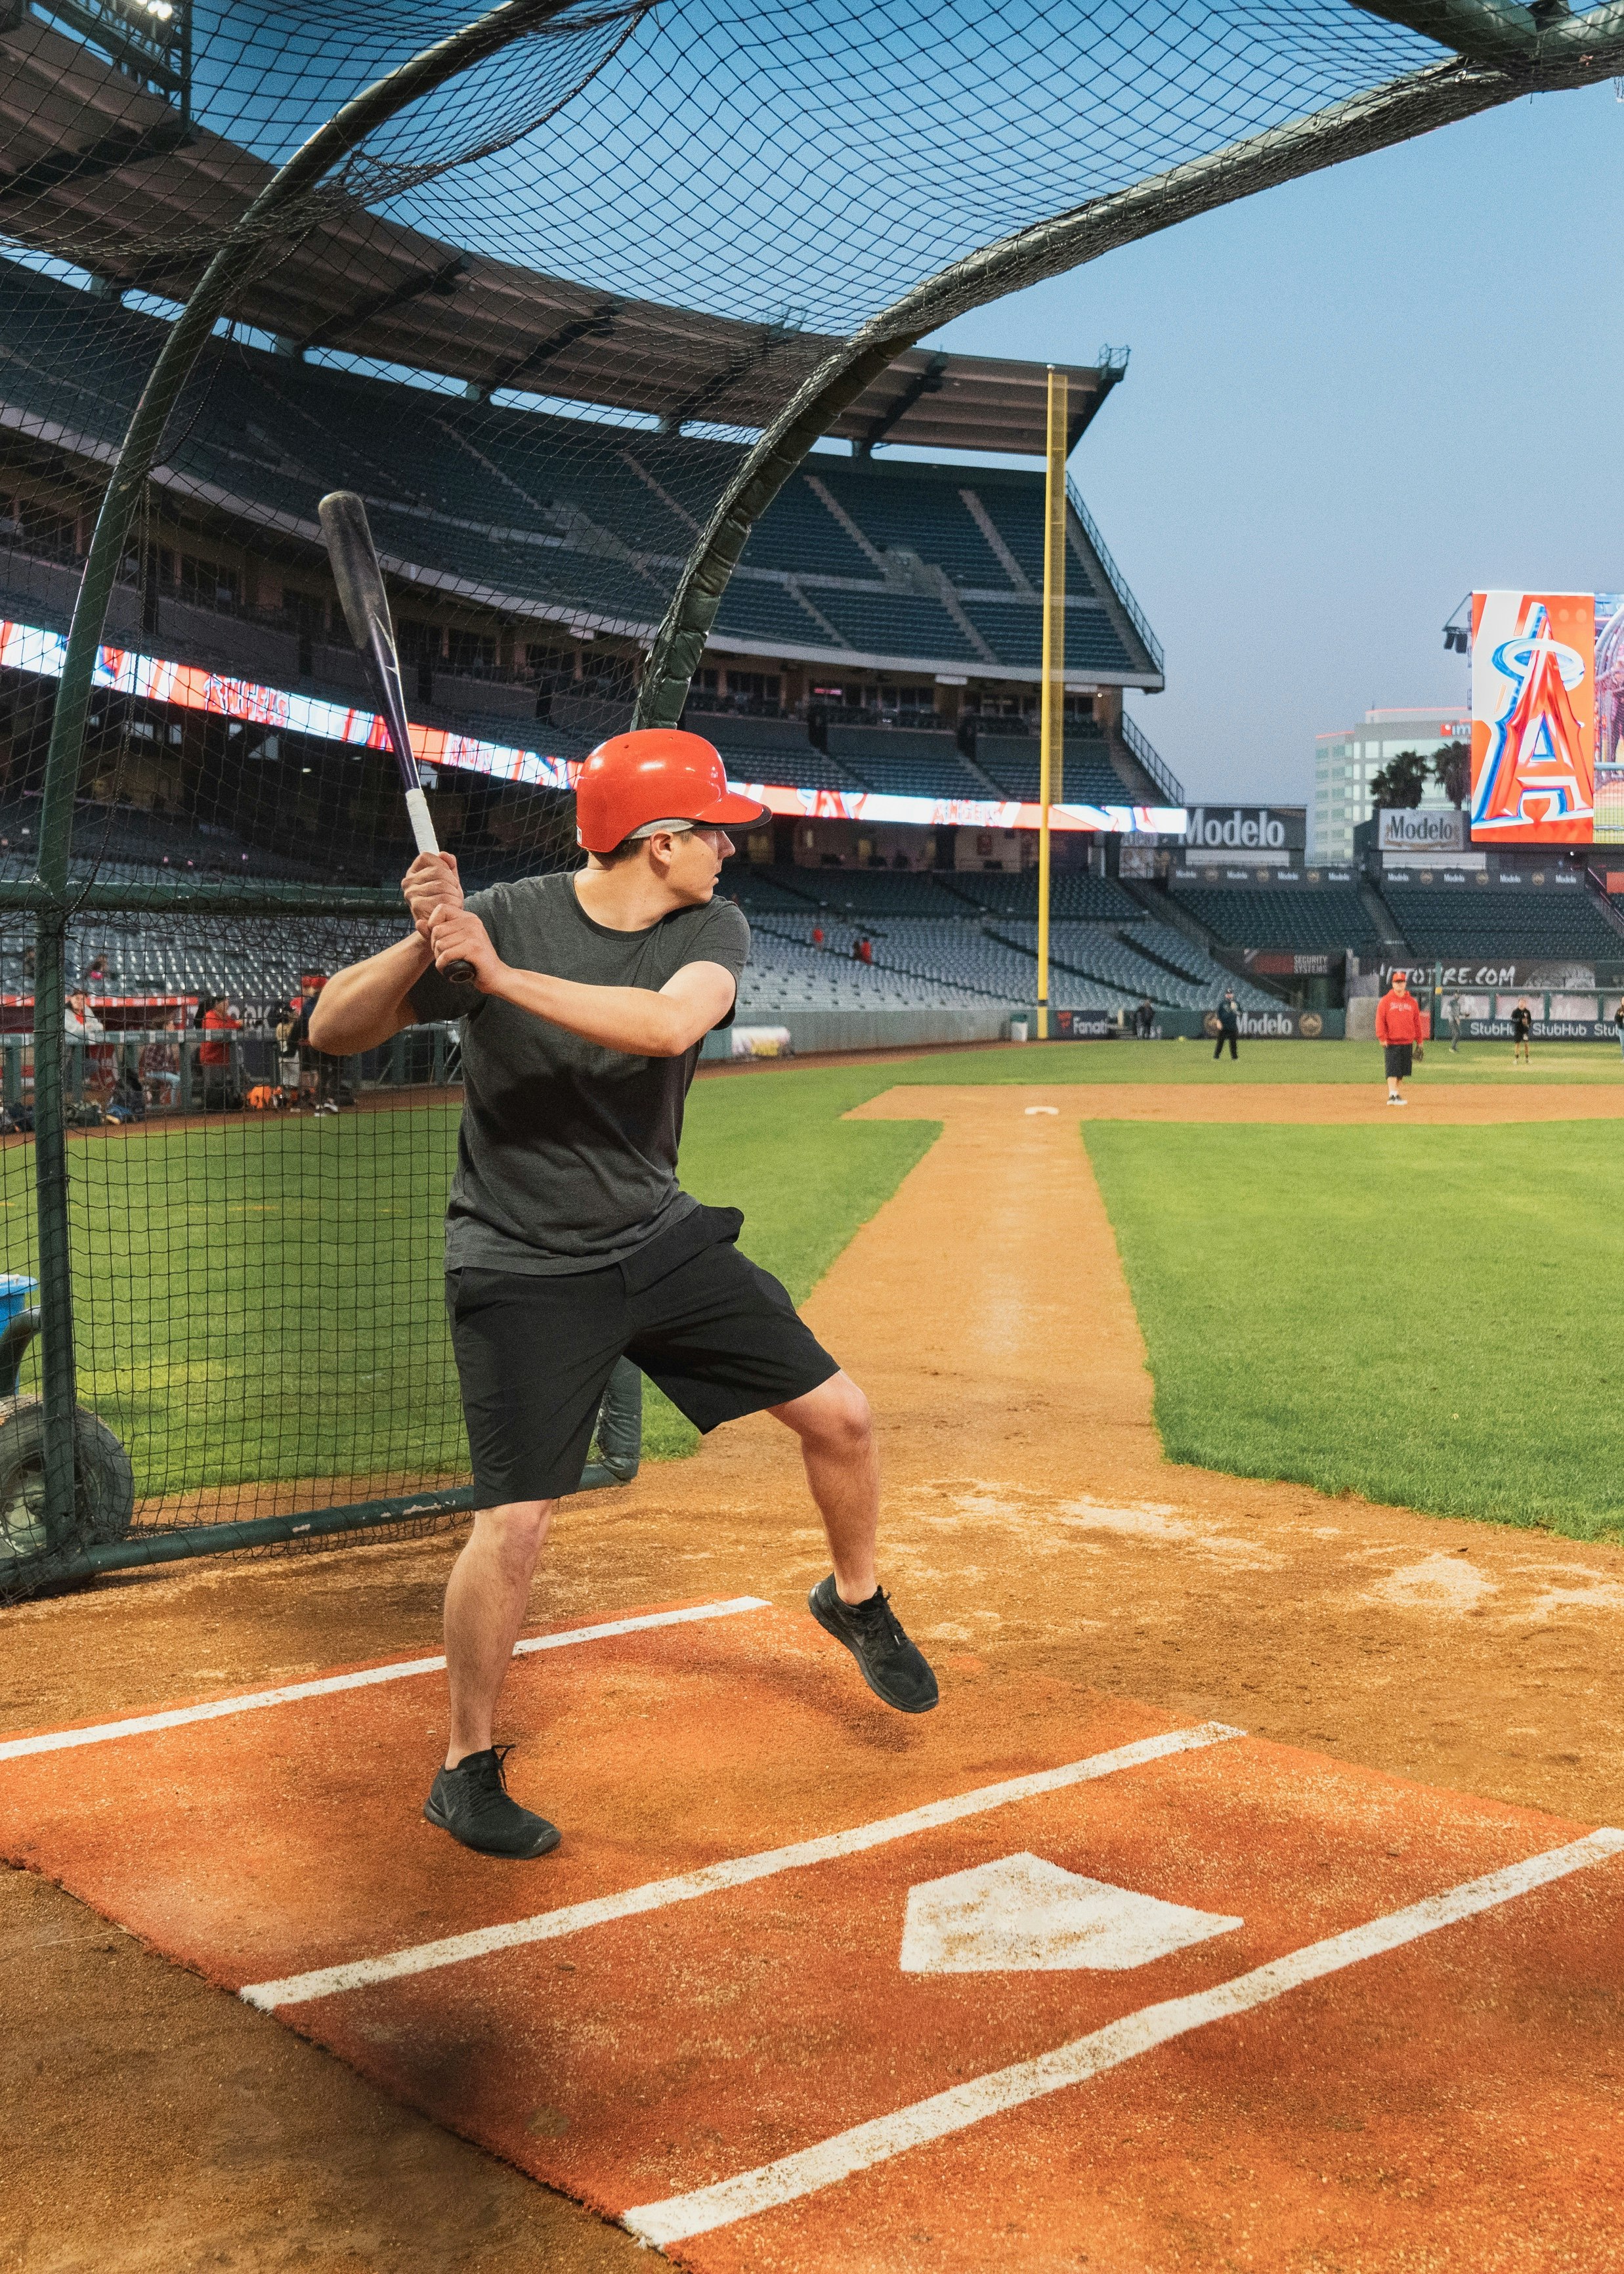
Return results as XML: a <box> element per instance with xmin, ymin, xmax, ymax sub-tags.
<box><xmin>900</xmin><ymin>1851</ymin><xmax>1243</xmax><ymax>1972</ymax></box>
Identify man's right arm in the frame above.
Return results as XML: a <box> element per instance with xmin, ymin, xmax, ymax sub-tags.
<box><xmin>309</xmin><ymin>850</ymin><xmax>465</xmax><ymax>1055</ymax></box>
<box><xmin>307</xmin><ymin>933</ymin><xmax>433</xmax><ymax>1055</ymax></box>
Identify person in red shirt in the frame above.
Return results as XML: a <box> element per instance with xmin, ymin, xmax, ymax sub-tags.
<box><xmin>1375</xmin><ymin>969</ymin><xmax>1425</xmax><ymax>1105</ymax></box>
<box><xmin>198</xmin><ymin>995</ymin><xmax>242</xmax><ymax>1110</ymax></box>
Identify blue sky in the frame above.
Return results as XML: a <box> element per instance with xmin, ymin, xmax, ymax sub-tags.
<box><xmin>933</xmin><ymin>79</ymin><xmax>1623</xmax><ymax>811</ymax></box>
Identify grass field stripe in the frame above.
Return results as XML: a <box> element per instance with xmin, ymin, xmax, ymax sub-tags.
<box><xmin>238</xmin><ymin>1720</ymin><xmax>1243</xmax><ymax>2011</ymax></box>
<box><xmin>0</xmin><ymin>1598</ymin><xmax>771</xmax><ymax>1763</ymax></box>
<box><xmin>623</xmin><ymin>1825</ymin><xmax>1624</xmax><ymax>2248</ymax></box>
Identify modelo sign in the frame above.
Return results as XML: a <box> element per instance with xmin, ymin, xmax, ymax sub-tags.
<box><xmin>1201</xmin><ymin>1008</ymin><xmax>1327</xmax><ymax>1039</ymax></box>
<box><xmin>1183</xmin><ymin>806</ymin><xmax>1305</xmax><ymax>852</ymax></box>
<box><xmin>1377</xmin><ymin>808</ymin><xmax>1468</xmax><ymax>853</ymax></box>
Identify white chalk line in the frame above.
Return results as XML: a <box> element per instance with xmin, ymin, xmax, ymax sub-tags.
<box><xmin>623</xmin><ymin>1825</ymin><xmax>1624</xmax><ymax>2248</ymax></box>
<box><xmin>0</xmin><ymin>1597</ymin><xmax>771</xmax><ymax>1764</ymax></box>
<box><xmin>239</xmin><ymin>1720</ymin><xmax>1243</xmax><ymax>2011</ymax></box>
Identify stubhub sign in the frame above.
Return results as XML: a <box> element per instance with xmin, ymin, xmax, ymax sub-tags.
<box><xmin>1182</xmin><ymin>805</ymin><xmax>1306</xmax><ymax>852</ymax></box>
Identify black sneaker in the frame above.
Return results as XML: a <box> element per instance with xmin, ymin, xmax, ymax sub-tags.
<box><xmin>807</xmin><ymin>1576</ymin><xmax>939</xmax><ymax>1714</ymax></box>
<box><xmin>423</xmin><ymin>1746</ymin><xmax>561</xmax><ymax>1858</ymax></box>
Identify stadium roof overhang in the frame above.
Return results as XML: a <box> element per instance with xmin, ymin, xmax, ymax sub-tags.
<box><xmin>0</xmin><ymin>13</ymin><xmax>1122</xmax><ymax>456</ymax></box>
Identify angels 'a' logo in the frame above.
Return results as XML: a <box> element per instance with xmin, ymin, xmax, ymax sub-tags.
<box><xmin>1472</xmin><ymin>600</ymin><xmax>1592</xmax><ymax>830</ymax></box>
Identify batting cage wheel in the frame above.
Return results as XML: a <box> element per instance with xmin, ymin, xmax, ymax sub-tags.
<box><xmin>0</xmin><ymin>1400</ymin><xmax>136</xmax><ymax>1574</ymax></box>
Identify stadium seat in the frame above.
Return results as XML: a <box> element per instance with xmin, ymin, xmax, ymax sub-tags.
<box><xmin>1172</xmin><ymin>885</ymin><xmax>1380</xmax><ymax>952</ymax></box>
<box><xmin>1379</xmin><ymin>884</ymin><xmax>1624</xmax><ymax>960</ymax></box>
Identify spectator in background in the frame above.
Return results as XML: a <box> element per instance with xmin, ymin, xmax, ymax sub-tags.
<box><xmin>1134</xmin><ymin>996</ymin><xmax>1155</xmax><ymax>1040</ymax></box>
<box><xmin>64</xmin><ymin>990</ymin><xmax>104</xmax><ymax>1041</ymax></box>
<box><xmin>289</xmin><ymin>976</ymin><xmax>341</xmax><ymax>1113</ymax></box>
<box><xmin>1212</xmin><ymin>987</ymin><xmax>1240</xmax><ymax>1062</ymax></box>
<box><xmin>200</xmin><ymin>994</ymin><xmax>242</xmax><ymax>1109</ymax></box>
<box><xmin>811</xmin><ymin>925</ymin><xmax>824</xmax><ymax>949</ymax></box>
<box><xmin>1376</xmin><ymin>968</ymin><xmax>1424</xmax><ymax>1105</ymax></box>
<box><xmin>1511</xmin><ymin>998</ymin><xmax>1533</xmax><ymax>1065</ymax></box>
<box><xmin>1448</xmin><ymin>990</ymin><xmax>1465</xmax><ymax>1053</ymax></box>
<box><xmin>1614</xmin><ymin>997</ymin><xmax>1624</xmax><ymax>1060</ymax></box>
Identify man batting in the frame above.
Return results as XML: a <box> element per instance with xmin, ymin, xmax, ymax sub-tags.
<box><xmin>311</xmin><ymin>728</ymin><xmax>937</xmax><ymax>1860</ymax></box>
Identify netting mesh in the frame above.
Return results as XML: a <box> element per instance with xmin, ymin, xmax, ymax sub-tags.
<box><xmin>0</xmin><ymin>0</ymin><xmax>1573</xmax><ymax>1593</ymax></box>
<box><xmin>0</xmin><ymin>0</ymin><xmax>1456</xmax><ymax>891</ymax></box>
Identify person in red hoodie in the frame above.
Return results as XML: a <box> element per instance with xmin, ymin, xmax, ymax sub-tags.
<box><xmin>1375</xmin><ymin>968</ymin><xmax>1425</xmax><ymax>1105</ymax></box>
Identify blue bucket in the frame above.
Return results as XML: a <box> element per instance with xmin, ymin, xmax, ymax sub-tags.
<box><xmin>0</xmin><ymin>1273</ymin><xmax>37</xmax><ymax>1325</ymax></box>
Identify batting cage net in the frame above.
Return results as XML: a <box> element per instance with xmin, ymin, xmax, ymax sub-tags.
<box><xmin>1</xmin><ymin>0</ymin><xmax>1619</xmax><ymax>1596</ymax></box>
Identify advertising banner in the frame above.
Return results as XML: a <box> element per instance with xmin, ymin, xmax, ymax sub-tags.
<box><xmin>1378</xmin><ymin>808</ymin><xmax>1467</xmax><ymax>855</ymax></box>
<box><xmin>1470</xmin><ymin>591</ymin><xmax>1596</xmax><ymax>842</ymax></box>
<box><xmin>0</xmin><ymin>614</ymin><xmax>1188</xmax><ymax>838</ymax></box>
<box><xmin>1181</xmin><ymin>806</ymin><xmax>1305</xmax><ymax>864</ymax></box>
<box><xmin>1199</xmin><ymin>1007</ymin><xmax>1333</xmax><ymax>1040</ymax></box>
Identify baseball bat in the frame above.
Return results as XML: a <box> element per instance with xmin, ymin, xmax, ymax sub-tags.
<box><xmin>317</xmin><ymin>488</ymin><xmax>475</xmax><ymax>985</ymax></box>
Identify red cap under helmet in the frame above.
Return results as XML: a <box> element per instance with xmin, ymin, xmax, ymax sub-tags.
<box><xmin>574</xmin><ymin>727</ymin><xmax>768</xmax><ymax>854</ymax></box>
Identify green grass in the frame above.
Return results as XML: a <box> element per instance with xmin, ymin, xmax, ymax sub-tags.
<box><xmin>1</xmin><ymin>1070</ymin><xmax>935</xmax><ymax>1499</ymax></box>
<box><xmin>1084</xmin><ymin>1118</ymin><xmax>1624</xmax><ymax>1543</ymax></box>
<box><xmin>11</xmin><ymin>1035</ymin><xmax>1624</xmax><ymax>1512</ymax></box>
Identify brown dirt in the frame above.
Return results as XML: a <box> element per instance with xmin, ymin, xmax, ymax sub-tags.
<box><xmin>5</xmin><ymin>1079</ymin><xmax>1623</xmax><ymax>2269</ymax></box>
<box><xmin>887</xmin><ymin>1077</ymin><xmax>1624</xmax><ymax>1123</ymax></box>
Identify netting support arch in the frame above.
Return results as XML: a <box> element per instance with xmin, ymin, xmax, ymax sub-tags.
<box><xmin>633</xmin><ymin>1</ymin><xmax>1624</xmax><ymax>731</ymax></box>
<box><xmin>26</xmin><ymin>0</ymin><xmax>633</xmax><ymax>1541</ymax></box>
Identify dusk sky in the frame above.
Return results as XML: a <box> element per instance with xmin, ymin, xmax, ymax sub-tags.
<box><xmin>932</xmin><ymin>78</ymin><xmax>1621</xmax><ymax>813</ymax></box>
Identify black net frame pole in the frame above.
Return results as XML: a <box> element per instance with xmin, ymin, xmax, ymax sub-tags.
<box><xmin>633</xmin><ymin>21</ymin><xmax>1624</xmax><ymax>731</ymax></box>
<box><xmin>25</xmin><ymin>0</ymin><xmax>618</xmax><ymax>1546</ymax></box>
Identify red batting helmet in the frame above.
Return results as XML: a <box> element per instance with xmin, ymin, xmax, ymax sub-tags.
<box><xmin>574</xmin><ymin>728</ymin><xmax>767</xmax><ymax>854</ymax></box>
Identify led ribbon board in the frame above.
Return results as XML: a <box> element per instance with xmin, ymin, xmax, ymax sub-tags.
<box><xmin>0</xmin><ymin>618</ymin><xmax>1184</xmax><ymax>836</ymax></box>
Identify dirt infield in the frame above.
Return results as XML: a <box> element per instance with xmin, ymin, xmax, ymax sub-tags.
<box><xmin>5</xmin><ymin>1077</ymin><xmax>1623</xmax><ymax>2269</ymax></box>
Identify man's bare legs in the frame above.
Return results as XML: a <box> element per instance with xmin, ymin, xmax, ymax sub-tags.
<box><xmin>443</xmin><ymin>1500</ymin><xmax>553</xmax><ymax>1767</ymax></box>
<box><xmin>439</xmin><ymin>1371</ymin><xmax>889</xmax><ymax>1774</ymax></box>
<box><xmin>771</xmin><ymin>1370</ymin><xmax>879</xmax><ymax>1603</ymax></box>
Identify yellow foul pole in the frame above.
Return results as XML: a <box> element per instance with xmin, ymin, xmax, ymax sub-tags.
<box><xmin>1036</xmin><ymin>366</ymin><xmax>1066</xmax><ymax>1040</ymax></box>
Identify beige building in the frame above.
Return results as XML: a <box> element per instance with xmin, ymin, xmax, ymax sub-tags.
<box><xmin>1311</xmin><ymin>704</ymin><xmax>1472</xmax><ymax>865</ymax></box>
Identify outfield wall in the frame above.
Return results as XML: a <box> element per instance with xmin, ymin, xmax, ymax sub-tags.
<box><xmin>704</xmin><ymin>1002</ymin><xmax>1347</xmax><ymax>1058</ymax></box>
<box><xmin>703</xmin><ymin>1006</ymin><xmax>1014</xmax><ymax>1058</ymax></box>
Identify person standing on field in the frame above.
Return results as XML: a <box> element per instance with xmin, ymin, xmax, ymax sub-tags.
<box><xmin>1212</xmin><ymin>987</ymin><xmax>1240</xmax><ymax>1061</ymax></box>
<box><xmin>1613</xmin><ymin>997</ymin><xmax>1624</xmax><ymax>1060</ymax></box>
<box><xmin>1511</xmin><ymin>998</ymin><xmax>1533</xmax><ymax>1064</ymax></box>
<box><xmin>1376</xmin><ymin>968</ymin><xmax>1424</xmax><ymax>1105</ymax></box>
<box><xmin>310</xmin><ymin>729</ymin><xmax>938</xmax><ymax>1863</ymax></box>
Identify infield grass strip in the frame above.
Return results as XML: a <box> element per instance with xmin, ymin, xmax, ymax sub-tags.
<box><xmin>1084</xmin><ymin>1119</ymin><xmax>1624</xmax><ymax>1543</ymax></box>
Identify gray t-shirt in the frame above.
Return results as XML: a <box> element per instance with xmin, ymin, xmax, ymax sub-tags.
<box><xmin>410</xmin><ymin>874</ymin><xmax>749</xmax><ymax>1274</ymax></box>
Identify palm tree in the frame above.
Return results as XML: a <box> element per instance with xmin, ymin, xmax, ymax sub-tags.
<box><xmin>1369</xmin><ymin>750</ymin><xmax>1428</xmax><ymax>807</ymax></box>
<box><xmin>1433</xmin><ymin>739</ymin><xmax>1471</xmax><ymax>808</ymax></box>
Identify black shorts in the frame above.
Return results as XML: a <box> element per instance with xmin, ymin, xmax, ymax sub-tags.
<box><xmin>1384</xmin><ymin>1043</ymin><xmax>1413</xmax><ymax>1079</ymax></box>
<box><xmin>445</xmin><ymin>1206</ymin><xmax>840</xmax><ymax>1504</ymax></box>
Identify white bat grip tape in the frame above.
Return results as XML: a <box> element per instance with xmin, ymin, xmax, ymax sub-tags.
<box><xmin>404</xmin><ymin>786</ymin><xmax>440</xmax><ymax>857</ymax></box>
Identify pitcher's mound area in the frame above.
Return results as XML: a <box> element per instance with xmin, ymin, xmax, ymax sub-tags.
<box><xmin>3</xmin><ymin>1595</ymin><xmax>1620</xmax><ymax>2271</ymax></box>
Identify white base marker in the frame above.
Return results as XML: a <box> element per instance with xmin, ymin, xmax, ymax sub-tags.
<box><xmin>239</xmin><ymin>1721</ymin><xmax>1243</xmax><ymax>2011</ymax></box>
<box><xmin>624</xmin><ymin>1826</ymin><xmax>1624</xmax><ymax>2248</ymax></box>
<box><xmin>0</xmin><ymin>1598</ymin><xmax>771</xmax><ymax>1764</ymax></box>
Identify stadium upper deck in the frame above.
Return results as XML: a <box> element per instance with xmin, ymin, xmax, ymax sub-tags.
<box><xmin>0</xmin><ymin>261</ymin><xmax>1161</xmax><ymax>697</ymax></box>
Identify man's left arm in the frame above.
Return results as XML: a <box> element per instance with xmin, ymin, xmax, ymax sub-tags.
<box><xmin>425</xmin><ymin>903</ymin><xmax>737</xmax><ymax>1057</ymax></box>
